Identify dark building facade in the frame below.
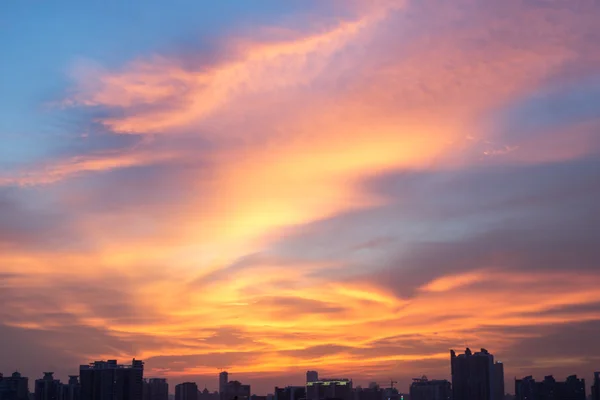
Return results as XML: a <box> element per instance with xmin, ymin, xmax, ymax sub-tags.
<box><xmin>515</xmin><ymin>375</ymin><xmax>585</xmax><ymax>400</ymax></box>
<box><xmin>222</xmin><ymin>381</ymin><xmax>250</xmax><ymax>400</ymax></box>
<box><xmin>218</xmin><ymin>373</ymin><xmax>249</xmax><ymax>400</ymax></box>
<box><xmin>174</xmin><ymin>383</ymin><xmax>197</xmax><ymax>400</ymax></box>
<box><xmin>143</xmin><ymin>379</ymin><xmax>168</xmax><ymax>400</ymax></box>
<box><xmin>219</xmin><ymin>373</ymin><xmax>228</xmax><ymax>398</ymax></box>
<box><xmin>35</xmin><ymin>373</ymin><xmax>62</xmax><ymax>400</ymax></box>
<box><xmin>591</xmin><ymin>373</ymin><xmax>599</xmax><ymax>400</ymax></box>
<box><xmin>493</xmin><ymin>363</ymin><xmax>504</xmax><ymax>400</ymax></box>
<box><xmin>451</xmin><ymin>348</ymin><xmax>503</xmax><ymax>400</ymax></box>
<box><xmin>354</xmin><ymin>383</ymin><xmax>383</xmax><ymax>400</ymax></box>
<box><xmin>274</xmin><ymin>386</ymin><xmax>305</xmax><ymax>400</ymax></box>
<box><xmin>306</xmin><ymin>378</ymin><xmax>353</xmax><ymax>400</ymax></box>
<box><xmin>515</xmin><ymin>376</ymin><xmax>537</xmax><ymax>400</ymax></box>
<box><xmin>410</xmin><ymin>377</ymin><xmax>451</xmax><ymax>400</ymax></box>
<box><xmin>80</xmin><ymin>359</ymin><xmax>144</xmax><ymax>400</ymax></box>
<box><xmin>63</xmin><ymin>376</ymin><xmax>81</xmax><ymax>400</ymax></box>
<box><xmin>0</xmin><ymin>372</ymin><xmax>29</xmax><ymax>400</ymax></box>
<box><xmin>306</xmin><ymin>373</ymin><xmax>318</xmax><ymax>384</ymax></box>
<box><xmin>198</xmin><ymin>388</ymin><xmax>219</xmax><ymax>400</ymax></box>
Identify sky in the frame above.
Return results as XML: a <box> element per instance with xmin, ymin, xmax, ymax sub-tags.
<box><xmin>1</xmin><ymin>0</ymin><xmax>600</xmax><ymax>394</ymax></box>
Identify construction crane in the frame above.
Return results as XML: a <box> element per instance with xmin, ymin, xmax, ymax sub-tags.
<box><xmin>389</xmin><ymin>380</ymin><xmax>398</xmax><ymax>390</ymax></box>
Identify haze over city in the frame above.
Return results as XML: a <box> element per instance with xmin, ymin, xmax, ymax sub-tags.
<box><xmin>1</xmin><ymin>0</ymin><xmax>600</xmax><ymax>396</ymax></box>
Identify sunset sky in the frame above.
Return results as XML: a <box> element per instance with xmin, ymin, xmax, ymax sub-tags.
<box><xmin>1</xmin><ymin>0</ymin><xmax>600</xmax><ymax>394</ymax></box>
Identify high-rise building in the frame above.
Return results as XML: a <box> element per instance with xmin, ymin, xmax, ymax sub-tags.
<box><xmin>35</xmin><ymin>373</ymin><xmax>62</xmax><ymax>400</ymax></box>
<box><xmin>175</xmin><ymin>383</ymin><xmax>197</xmax><ymax>400</ymax></box>
<box><xmin>0</xmin><ymin>372</ymin><xmax>30</xmax><ymax>400</ymax></box>
<box><xmin>451</xmin><ymin>348</ymin><xmax>503</xmax><ymax>400</ymax></box>
<box><xmin>515</xmin><ymin>376</ymin><xmax>537</xmax><ymax>400</ymax></box>
<box><xmin>219</xmin><ymin>374</ymin><xmax>228</xmax><ymax>399</ymax></box>
<box><xmin>382</xmin><ymin>387</ymin><xmax>400</xmax><ymax>400</ymax></box>
<box><xmin>515</xmin><ymin>375</ymin><xmax>585</xmax><ymax>400</ymax></box>
<box><xmin>144</xmin><ymin>379</ymin><xmax>168</xmax><ymax>400</ymax></box>
<box><xmin>355</xmin><ymin>383</ymin><xmax>383</xmax><ymax>400</ymax></box>
<box><xmin>222</xmin><ymin>382</ymin><xmax>250</xmax><ymax>400</ymax></box>
<box><xmin>493</xmin><ymin>363</ymin><xmax>504</xmax><ymax>400</ymax></box>
<box><xmin>558</xmin><ymin>375</ymin><xmax>585</xmax><ymax>400</ymax></box>
<box><xmin>410</xmin><ymin>377</ymin><xmax>452</xmax><ymax>400</ymax></box>
<box><xmin>274</xmin><ymin>387</ymin><xmax>305</xmax><ymax>400</ymax></box>
<box><xmin>218</xmin><ymin>373</ymin><xmax>249</xmax><ymax>400</ymax></box>
<box><xmin>306</xmin><ymin>378</ymin><xmax>353</xmax><ymax>400</ymax></box>
<box><xmin>80</xmin><ymin>359</ymin><xmax>144</xmax><ymax>400</ymax></box>
<box><xmin>306</xmin><ymin>372</ymin><xmax>318</xmax><ymax>384</ymax></box>
<box><xmin>62</xmin><ymin>376</ymin><xmax>81</xmax><ymax>400</ymax></box>
<box><xmin>592</xmin><ymin>373</ymin><xmax>600</xmax><ymax>400</ymax></box>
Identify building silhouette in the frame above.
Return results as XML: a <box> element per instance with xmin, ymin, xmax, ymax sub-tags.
<box><xmin>515</xmin><ymin>375</ymin><xmax>586</xmax><ymax>400</ymax></box>
<box><xmin>515</xmin><ymin>376</ymin><xmax>537</xmax><ymax>400</ymax></box>
<box><xmin>198</xmin><ymin>388</ymin><xmax>219</xmax><ymax>400</ymax></box>
<box><xmin>306</xmin><ymin>378</ymin><xmax>353</xmax><ymax>400</ymax></box>
<box><xmin>354</xmin><ymin>383</ymin><xmax>383</xmax><ymax>400</ymax></box>
<box><xmin>35</xmin><ymin>373</ymin><xmax>62</xmax><ymax>400</ymax></box>
<box><xmin>591</xmin><ymin>373</ymin><xmax>599</xmax><ymax>400</ymax></box>
<box><xmin>274</xmin><ymin>386</ymin><xmax>305</xmax><ymax>400</ymax></box>
<box><xmin>306</xmin><ymin>373</ymin><xmax>319</xmax><ymax>384</ymax></box>
<box><xmin>175</xmin><ymin>383</ymin><xmax>197</xmax><ymax>400</ymax></box>
<box><xmin>62</xmin><ymin>376</ymin><xmax>81</xmax><ymax>400</ymax></box>
<box><xmin>143</xmin><ymin>379</ymin><xmax>168</xmax><ymax>400</ymax></box>
<box><xmin>450</xmin><ymin>348</ymin><xmax>503</xmax><ymax>400</ymax></box>
<box><xmin>80</xmin><ymin>359</ymin><xmax>144</xmax><ymax>400</ymax></box>
<box><xmin>218</xmin><ymin>373</ymin><xmax>250</xmax><ymax>400</ymax></box>
<box><xmin>219</xmin><ymin>373</ymin><xmax>228</xmax><ymax>398</ymax></box>
<box><xmin>410</xmin><ymin>376</ymin><xmax>452</xmax><ymax>400</ymax></box>
<box><xmin>382</xmin><ymin>386</ymin><xmax>401</xmax><ymax>400</ymax></box>
<box><xmin>493</xmin><ymin>363</ymin><xmax>504</xmax><ymax>400</ymax></box>
<box><xmin>0</xmin><ymin>372</ymin><xmax>29</xmax><ymax>400</ymax></box>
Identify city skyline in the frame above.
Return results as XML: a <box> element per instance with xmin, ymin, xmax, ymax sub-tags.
<box><xmin>2</xmin><ymin>0</ymin><xmax>600</xmax><ymax>395</ymax></box>
<box><xmin>1</xmin><ymin>354</ymin><xmax>599</xmax><ymax>397</ymax></box>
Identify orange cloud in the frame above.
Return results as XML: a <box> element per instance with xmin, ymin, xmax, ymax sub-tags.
<box><xmin>67</xmin><ymin>3</ymin><xmax>400</xmax><ymax>134</ymax></box>
<box><xmin>2</xmin><ymin>0</ymin><xmax>600</xmax><ymax>389</ymax></box>
<box><xmin>0</xmin><ymin>148</ymin><xmax>178</xmax><ymax>186</ymax></box>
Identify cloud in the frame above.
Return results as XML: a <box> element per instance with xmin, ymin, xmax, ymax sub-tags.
<box><xmin>2</xmin><ymin>0</ymin><xmax>600</xmax><ymax>393</ymax></box>
<box><xmin>0</xmin><ymin>148</ymin><xmax>179</xmax><ymax>186</ymax></box>
<box><xmin>65</xmin><ymin>3</ymin><xmax>399</xmax><ymax>135</ymax></box>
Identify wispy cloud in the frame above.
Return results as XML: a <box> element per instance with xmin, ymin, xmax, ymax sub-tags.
<box><xmin>2</xmin><ymin>0</ymin><xmax>600</xmax><ymax>391</ymax></box>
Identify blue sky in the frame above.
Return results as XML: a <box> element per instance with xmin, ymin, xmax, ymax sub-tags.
<box><xmin>1</xmin><ymin>0</ymin><xmax>600</xmax><ymax>394</ymax></box>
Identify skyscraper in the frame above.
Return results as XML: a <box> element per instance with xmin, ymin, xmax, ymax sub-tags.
<box><xmin>218</xmin><ymin>373</ymin><xmax>249</xmax><ymax>400</ymax></box>
<box><xmin>143</xmin><ymin>379</ymin><xmax>168</xmax><ymax>400</ymax></box>
<box><xmin>80</xmin><ymin>359</ymin><xmax>144</xmax><ymax>400</ymax></box>
<box><xmin>0</xmin><ymin>372</ymin><xmax>29</xmax><ymax>400</ymax></box>
<box><xmin>219</xmin><ymin>373</ymin><xmax>228</xmax><ymax>398</ymax></box>
<box><xmin>306</xmin><ymin>372</ymin><xmax>318</xmax><ymax>384</ymax></box>
<box><xmin>410</xmin><ymin>376</ymin><xmax>452</xmax><ymax>400</ymax></box>
<box><xmin>558</xmin><ymin>375</ymin><xmax>585</xmax><ymax>400</ymax></box>
<box><xmin>591</xmin><ymin>373</ymin><xmax>599</xmax><ymax>400</ymax></box>
<box><xmin>175</xmin><ymin>383</ymin><xmax>197</xmax><ymax>400</ymax></box>
<box><xmin>493</xmin><ymin>362</ymin><xmax>504</xmax><ymax>400</ymax></box>
<box><xmin>451</xmin><ymin>348</ymin><xmax>503</xmax><ymax>400</ymax></box>
<box><xmin>63</xmin><ymin>376</ymin><xmax>81</xmax><ymax>400</ymax></box>
<box><xmin>515</xmin><ymin>376</ymin><xmax>537</xmax><ymax>400</ymax></box>
<box><xmin>35</xmin><ymin>372</ymin><xmax>62</xmax><ymax>400</ymax></box>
